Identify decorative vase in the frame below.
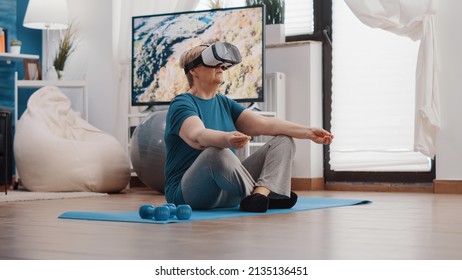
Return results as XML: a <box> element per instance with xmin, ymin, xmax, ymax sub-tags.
<box><xmin>10</xmin><ymin>45</ymin><xmax>21</xmax><ymax>55</ymax></box>
<box><xmin>46</xmin><ymin>66</ymin><xmax>58</xmax><ymax>80</ymax></box>
<box><xmin>57</xmin><ymin>70</ymin><xmax>65</xmax><ymax>80</ymax></box>
<box><xmin>266</xmin><ymin>24</ymin><xmax>285</xmax><ymax>45</ymax></box>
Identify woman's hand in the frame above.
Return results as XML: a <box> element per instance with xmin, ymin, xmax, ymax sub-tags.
<box><xmin>307</xmin><ymin>127</ymin><xmax>334</xmax><ymax>145</ymax></box>
<box><xmin>227</xmin><ymin>131</ymin><xmax>251</xmax><ymax>149</ymax></box>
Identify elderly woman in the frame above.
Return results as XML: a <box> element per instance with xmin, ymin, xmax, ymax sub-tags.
<box><xmin>164</xmin><ymin>42</ymin><xmax>333</xmax><ymax>212</ymax></box>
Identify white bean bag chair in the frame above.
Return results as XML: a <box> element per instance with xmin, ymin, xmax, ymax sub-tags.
<box><xmin>14</xmin><ymin>86</ymin><xmax>130</xmax><ymax>193</ymax></box>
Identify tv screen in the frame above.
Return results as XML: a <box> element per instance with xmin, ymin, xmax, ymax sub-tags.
<box><xmin>131</xmin><ymin>5</ymin><xmax>265</xmax><ymax>106</ymax></box>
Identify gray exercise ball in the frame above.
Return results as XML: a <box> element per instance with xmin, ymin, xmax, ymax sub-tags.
<box><xmin>130</xmin><ymin>109</ymin><xmax>167</xmax><ymax>193</ymax></box>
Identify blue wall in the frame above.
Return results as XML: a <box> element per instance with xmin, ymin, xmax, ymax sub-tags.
<box><xmin>0</xmin><ymin>0</ymin><xmax>17</xmax><ymax>110</ymax></box>
<box><xmin>0</xmin><ymin>0</ymin><xmax>41</xmax><ymax>114</ymax></box>
<box><xmin>16</xmin><ymin>0</ymin><xmax>42</xmax><ymax>79</ymax></box>
<box><xmin>0</xmin><ymin>0</ymin><xmax>17</xmax><ymax>45</ymax></box>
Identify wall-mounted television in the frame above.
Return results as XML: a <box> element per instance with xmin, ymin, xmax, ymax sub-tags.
<box><xmin>131</xmin><ymin>5</ymin><xmax>265</xmax><ymax>107</ymax></box>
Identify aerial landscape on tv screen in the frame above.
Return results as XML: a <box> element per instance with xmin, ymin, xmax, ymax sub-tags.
<box><xmin>132</xmin><ymin>7</ymin><xmax>263</xmax><ymax>104</ymax></box>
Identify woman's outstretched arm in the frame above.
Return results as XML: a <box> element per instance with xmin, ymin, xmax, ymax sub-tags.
<box><xmin>235</xmin><ymin>110</ymin><xmax>333</xmax><ymax>145</ymax></box>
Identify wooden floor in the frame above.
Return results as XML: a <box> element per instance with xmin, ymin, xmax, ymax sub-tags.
<box><xmin>1</xmin><ymin>187</ymin><xmax>462</xmax><ymax>260</ymax></box>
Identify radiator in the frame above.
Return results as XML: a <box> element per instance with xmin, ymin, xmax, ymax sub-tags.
<box><xmin>242</xmin><ymin>72</ymin><xmax>286</xmax><ymax>158</ymax></box>
<box><xmin>257</xmin><ymin>72</ymin><xmax>286</xmax><ymax>119</ymax></box>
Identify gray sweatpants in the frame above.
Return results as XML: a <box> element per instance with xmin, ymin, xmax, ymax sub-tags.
<box><xmin>180</xmin><ymin>135</ymin><xmax>296</xmax><ymax>209</ymax></box>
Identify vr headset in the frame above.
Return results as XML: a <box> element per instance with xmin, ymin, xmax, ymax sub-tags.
<box><xmin>184</xmin><ymin>42</ymin><xmax>242</xmax><ymax>74</ymax></box>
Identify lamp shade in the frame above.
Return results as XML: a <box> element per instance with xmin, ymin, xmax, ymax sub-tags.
<box><xmin>23</xmin><ymin>0</ymin><xmax>69</xmax><ymax>30</ymax></box>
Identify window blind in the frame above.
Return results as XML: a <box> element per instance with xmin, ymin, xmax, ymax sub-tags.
<box><xmin>329</xmin><ymin>0</ymin><xmax>430</xmax><ymax>172</ymax></box>
<box><xmin>196</xmin><ymin>0</ymin><xmax>314</xmax><ymax>36</ymax></box>
<box><xmin>284</xmin><ymin>0</ymin><xmax>314</xmax><ymax>36</ymax></box>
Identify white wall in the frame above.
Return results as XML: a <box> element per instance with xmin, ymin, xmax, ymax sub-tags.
<box><xmin>266</xmin><ymin>42</ymin><xmax>324</xmax><ymax>178</ymax></box>
<box><xmin>64</xmin><ymin>0</ymin><xmax>118</xmax><ymax>136</ymax></box>
<box><xmin>435</xmin><ymin>1</ymin><xmax>462</xmax><ymax>180</ymax></box>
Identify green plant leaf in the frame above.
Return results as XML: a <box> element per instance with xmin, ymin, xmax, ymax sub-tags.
<box><xmin>53</xmin><ymin>22</ymin><xmax>78</xmax><ymax>71</ymax></box>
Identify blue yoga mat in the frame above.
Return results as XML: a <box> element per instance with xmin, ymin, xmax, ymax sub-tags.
<box><xmin>58</xmin><ymin>197</ymin><xmax>371</xmax><ymax>224</ymax></box>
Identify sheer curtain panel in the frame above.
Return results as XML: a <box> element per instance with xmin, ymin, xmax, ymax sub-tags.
<box><xmin>344</xmin><ymin>0</ymin><xmax>440</xmax><ymax>158</ymax></box>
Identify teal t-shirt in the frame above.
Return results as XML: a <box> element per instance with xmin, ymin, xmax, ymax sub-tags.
<box><xmin>164</xmin><ymin>93</ymin><xmax>246</xmax><ymax>204</ymax></box>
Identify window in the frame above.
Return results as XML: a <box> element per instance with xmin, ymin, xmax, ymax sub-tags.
<box><xmin>324</xmin><ymin>0</ymin><xmax>434</xmax><ymax>182</ymax></box>
<box><xmin>196</xmin><ymin>0</ymin><xmax>314</xmax><ymax>36</ymax></box>
<box><xmin>282</xmin><ymin>0</ymin><xmax>314</xmax><ymax>36</ymax></box>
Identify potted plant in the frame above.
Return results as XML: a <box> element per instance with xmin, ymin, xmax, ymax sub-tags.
<box><xmin>246</xmin><ymin>0</ymin><xmax>285</xmax><ymax>45</ymax></box>
<box><xmin>53</xmin><ymin>23</ymin><xmax>78</xmax><ymax>80</ymax></box>
<box><xmin>10</xmin><ymin>39</ymin><xmax>22</xmax><ymax>54</ymax></box>
<box><xmin>207</xmin><ymin>0</ymin><xmax>225</xmax><ymax>9</ymax></box>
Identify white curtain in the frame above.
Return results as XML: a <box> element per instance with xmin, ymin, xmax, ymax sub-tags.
<box><xmin>113</xmin><ymin>0</ymin><xmax>199</xmax><ymax>149</ymax></box>
<box><xmin>344</xmin><ymin>0</ymin><xmax>440</xmax><ymax>158</ymax></box>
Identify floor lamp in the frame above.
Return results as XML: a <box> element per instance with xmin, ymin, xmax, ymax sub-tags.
<box><xmin>23</xmin><ymin>0</ymin><xmax>69</xmax><ymax>79</ymax></box>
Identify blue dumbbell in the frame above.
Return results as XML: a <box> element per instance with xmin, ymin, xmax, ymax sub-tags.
<box><xmin>163</xmin><ymin>203</ymin><xmax>177</xmax><ymax>218</ymax></box>
<box><xmin>138</xmin><ymin>204</ymin><xmax>155</xmax><ymax>219</ymax></box>
<box><xmin>176</xmin><ymin>204</ymin><xmax>192</xmax><ymax>220</ymax></box>
<box><xmin>154</xmin><ymin>205</ymin><xmax>170</xmax><ymax>221</ymax></box>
